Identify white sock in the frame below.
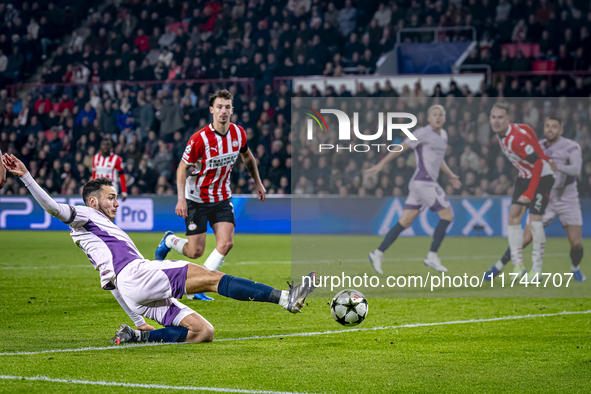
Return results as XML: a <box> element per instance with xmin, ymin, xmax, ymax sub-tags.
<box><xmin>494</xmin><ymin>260</ymin><xmax>504</xmax><ymax>271</ymax></box>
<box><xmin>572</xmin><ymin>264</ymin><xmax>580</xmax><ymax>272</ymax></box>
<box><xmin>530</xmin><ymin>221</ymin><xmax>545</xmax><ymax>272</ymax></box>
<box><xmin>166</xmin><ymin>235</ymin><xmax>188</xmax><ymax>256</ymax></box>
<box><xmin>427</xmin><ymin>251</ymin><xmax>438</xmax><ymax>259</ymax></box>
<box><xmin>204</xmin><ymin>248</ymin><xmax>226</xmax><ymax>271</ymax></box>
<box><xmin>278</xmin><ymin>290</ymin><xmax>289</xmax><ymax>308</ymax></box>
<box><xmin>373</xmin><ymin>249</ymin><xmax>383</xmax><ymax>257</ymax></box>
<box><xmin>508</xmin><ymin>225</ymin><xmax>524</xmax><ymax>267</ymax></box>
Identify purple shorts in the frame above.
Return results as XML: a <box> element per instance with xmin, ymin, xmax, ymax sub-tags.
<box><xmin>404</xmin><ymin>180</ymin><xmax>451</xmax><ymax>212</ymax></box>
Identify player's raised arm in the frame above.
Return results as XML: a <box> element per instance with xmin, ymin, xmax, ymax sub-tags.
<box><xmin>440</xmin><ymin>160</ymin><xmax>462</xmax><ymax>189</ymax></box>
<box><xmin>2</xmin><ymin>154</ymin><xmax>73</xmax><ymax>223</ymax></box>
<box><xmin>0</xmin><ymin>149</ymin><xmax>6</xmax><ymax>189</ymax></box>
<box><xmin>366</xmin><ymin>141</ymin><xmax>410</xmax><ymax>173</ymax></box>
<box><xmin>240</xmin><ymin>147</ymin><xmax>266</xmax><ymax>201</ymax></box>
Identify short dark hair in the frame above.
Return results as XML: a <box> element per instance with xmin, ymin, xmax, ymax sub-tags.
<box><xmin>209</xmin><ymin>89</ymin><xmax>233</xmax><ymax>107</ymax></box>
<box><xmin>83</xmin><ymin>177</ymin><xmax>113</xmax><ymax>205</ymax></box>
<box><xmin>545</xmin><ymin>116</ymin><xmax>563</xmax><ymax>126</ymax></box>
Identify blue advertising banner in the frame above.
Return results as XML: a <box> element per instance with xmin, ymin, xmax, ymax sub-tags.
<box><xmin>1</xmin><ymin>196</ymin><xmax>590</xmax><ymax>237</ymax></box>
<box><xmin>0</xmin><ymin>196</ymin><xmax>290</xmax><ymax>234</ymax></box>
<box><xmin>292</xmin><ymin>197</ymin><xmax>591</xmax><ymax>237</ymax></box>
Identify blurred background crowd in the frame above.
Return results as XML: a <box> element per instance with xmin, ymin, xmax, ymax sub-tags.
<box><xmin>0</xmin><ymin>0</ymin><xmax>590</xmax><ymax>198</ymax></box>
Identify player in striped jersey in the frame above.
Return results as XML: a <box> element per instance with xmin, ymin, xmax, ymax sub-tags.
<box><xmin>489</xmin><ymin>102</ymin><xmax>554</xmax><ymax>282</ymax></box>
<box><xmin>156</xmin><ymin>90</ymin><xmax>266</xmax><ymax>300</ymax></box>
<box><xmin>485</xmin><ymin>116</ymin><xmax>585</xmax><ymax>281</ymax></box>
<box><xmin>92</xmin><ymin>139</ymin><xmax>127</xmax><ymax>201</ymax></box>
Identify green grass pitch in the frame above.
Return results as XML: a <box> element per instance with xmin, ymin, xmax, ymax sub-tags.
<box><xmin>0</xmin><ymin>231</ymin><xmax>590</xmax><ymax>393</ymax></box>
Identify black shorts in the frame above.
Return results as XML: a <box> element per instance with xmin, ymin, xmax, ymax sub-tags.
<box><xmin>512</xmin><ymin>175</ymin><xmax>554</xmax><ymax>215</ymax></box>
<box><xmin>185</xmin><ymin>198</ymin><xmax>235</xmax><ymax>235</ymax></box>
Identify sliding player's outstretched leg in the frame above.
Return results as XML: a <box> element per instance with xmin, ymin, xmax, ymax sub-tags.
<box><xmin>111</xmin><ymin>263</ymin><xmax>316</xmax><ymax>345</ymax></box>
<box><xmin>185</xmin><ymin>264</ymin><xmax>317</xmax><ymax>314</ymax></box>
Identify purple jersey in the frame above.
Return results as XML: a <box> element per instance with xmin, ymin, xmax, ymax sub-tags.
<box><xmin>539</xmin><ymin>137</ymin><xmax>582</xmax><ymax>192</ymax></box>
<box><xmin>404</xmin><ymin>125</ymin><xmax>448</xmax><ymax>183</ymax></box>
<box><xmin>67</xmin><ymin>206</ymin><xmax>144</xmax><ymax>290</ymax></box>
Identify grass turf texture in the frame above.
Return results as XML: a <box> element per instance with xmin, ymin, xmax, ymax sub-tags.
<box><xmin>0</xmin><ymin>231</ymin><xmax>589</xmax><ymax>393</ymax></box>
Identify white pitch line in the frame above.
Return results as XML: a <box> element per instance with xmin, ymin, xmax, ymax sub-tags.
<box><xmin>0</xmin><ymin>310</ymin><xmax>588</xmax><ymax>357</ymax></box>
<box><xmin>0</xmin><ymin>375</ymin><xmax>319</xmax><ymax>394</ymax></box>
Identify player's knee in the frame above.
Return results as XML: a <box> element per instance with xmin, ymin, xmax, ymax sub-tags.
<box><xmin>201</xmin><ymin>325</ymin><xmax>215</xmax><ymax>342</ymax></box>
<box><xmin>571</xmin><ymin>241</ymin><xmax>582</xmax><ymax>250</ymax></box>
<box><xmin>186</xmin><ymin>246</ymin><xmax>205</xmax><ymax>259</ymax></box>
<box><xmin>439</xmin><ymin>211</ymin><xmax>453</xmax><ymax>222</ymax></box>
<box><xmin>398</xmin><ymin>218</ymin><xmax>412</xmax><ymax>228</ymax></box>
<box><xmin>189</xmin><ymin>324</ymin><xmax>214</xmax><ymax>343</ymax></box>
<box><xmin>219</xmin><ymin>240</ymin><xmax>233</xmax><ymax>254</ymax></box>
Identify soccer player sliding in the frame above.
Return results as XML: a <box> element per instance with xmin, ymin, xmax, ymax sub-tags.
<box><xmin>155</xmin><ymin>89</ymin><xmax>266</xmax><ymax>301</ymax></box>
<box><xmin>487</xmin><ymin>103</ymin><xmax>555</xmax><ymax>283</ymax></box>
<box><xmin>366</xmin><ymin>105</ymin><xmax>462</xmax><ymax>274</ymax></box>
<box><xmin>485</xmin><ymin>116</ymin><xmax>585</xmax><ymax>282</ymax></box>
<box><xmin>2</xmin><ymin>153</ymin><xmax>315</xmax><ymax>344</ymax></box>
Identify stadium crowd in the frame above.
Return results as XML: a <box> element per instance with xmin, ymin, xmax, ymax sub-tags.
<box><xmin>0</xmin><ymin>0</ymin><xmax>591</xmax><ymax>199</ymax></box>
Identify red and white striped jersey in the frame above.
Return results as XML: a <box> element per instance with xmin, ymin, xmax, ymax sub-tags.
<box><xmin>182</xmin><ymin>123</ymin><xmax>247</xmax><ymax>203</ymax></box>
<box><xmin>498</xmin><ymin>123</ymin><xmax>553</xmax><ymax>199</ymax></box>
<box><xmin>92</xmin><ymin>153</ymin><xmax>127</xmax><ymax>194</ymax></box>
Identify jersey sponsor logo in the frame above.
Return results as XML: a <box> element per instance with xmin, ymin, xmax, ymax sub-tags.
<box><xmin>205</xmin><ymin>152</ymin><xmax>239</xmax><ymax>169</ymax></box>
<box><xmin>211</xmin><ymin>147</ymin><xmax>218</xmax><ymax>152</ymax></box>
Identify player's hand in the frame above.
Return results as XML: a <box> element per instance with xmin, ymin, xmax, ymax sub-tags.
<box><xmin>255</xmin><ymin>182</ymin><xmax>266</xmax><ymax>201</ymax></box>
<box><xmin>136</xmin><ymin>323</ymin><xmax>155</xmax><ymax>331</ymax></box>
<box><xmin>451</xmin><ymin>177</ymin><xmax>462</xmax><ymax>189</ymax></box>
<box><xmin>120</xmin><ymin>192</ymin><xmax>128</xmax><ymax>202</ymax></box>
<box><xmin>1</xmin><ymin>154</ymin><xmax>28</xmax><ymax>177</ymax></box>
<box><xmin>517</xmin><ymin>195</ymin><xmax>531</xmax><ymax>204</ymax></box>
<box><xmin>175</xmin><ymin>198</ymin><xmax>188</xmax><ymax>218</ymax></box>
<box><xmin>366</xmin><ymin>162</ymin><xmax>384</xmax><ymax>174</ymax></box>
<box><xmin>548</xmin><ymin>159</ymin><xmax>557</xmax><ymax>172</ymax></box>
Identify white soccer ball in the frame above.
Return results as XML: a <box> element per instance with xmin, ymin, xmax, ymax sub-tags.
<box><xmin>330</xmin><ymin>289</ymin><xmax>368</xmax><ymax>326</ymax></box>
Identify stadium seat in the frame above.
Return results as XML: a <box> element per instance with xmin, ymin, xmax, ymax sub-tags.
<box><xmin>532</xmin><ymin>60</ymin><xmax>556</xmax><ymax>71</ymax></box>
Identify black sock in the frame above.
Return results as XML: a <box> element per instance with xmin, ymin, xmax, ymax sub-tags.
<box><xmin>430</xmin><ymin>220</ymin><xmax>451</xmax><ymax>253</ymax></box>
<box><xmin>500</xmin><ymin>247</ymin><xmax>511</xmax><ymax>265</ymax></box>
<box><xmin>379</xmin><ymin>222</ymin><xmax>405</xmax><ymax>252</ymax></box>
<box><xmin>217</xmin><ymin>274</ymin><xmax>281</xmax><ymax>304</ymax></box>
<box><xmin>571</xmin><ymin>246</ymin><xmax>583</xmax><ymax>268</ymax></box>
<box><xmin>142</xmin><ymin>326</ymin><xmax>188</xmax><ymax>343</ymax></box>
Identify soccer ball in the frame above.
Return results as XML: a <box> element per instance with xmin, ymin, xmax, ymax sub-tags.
<box><xmin>330</xmin><ymin>289</ymin><xmax>368</xmax><ymax>326</ymax></box>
